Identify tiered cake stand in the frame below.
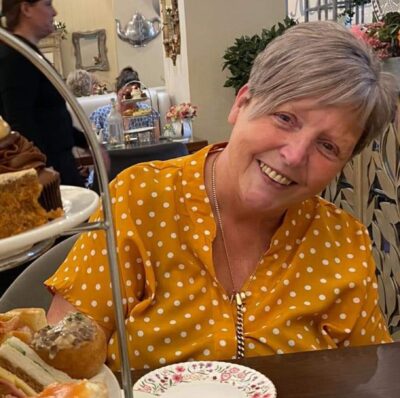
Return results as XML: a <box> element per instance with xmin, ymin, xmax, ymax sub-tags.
<box><xmin>0</xmin><ymin>28</ymin><xmax>134</xmax><ymax>398</ymax></box>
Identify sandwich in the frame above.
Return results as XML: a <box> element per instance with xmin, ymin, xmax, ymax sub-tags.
<box><xmin>0</xmin><ymin>336</ymin><xmax>72</xmax><ymax>394</ymax></box>
<box><xmin>0</xmin><ymin>365</ymin><xmax>36</xmax><ymax>397</ymax></box>
<box><xmin>0</xmin><ymin>308</ymin><xmax>48</xmax><ymax>345</ymax></box>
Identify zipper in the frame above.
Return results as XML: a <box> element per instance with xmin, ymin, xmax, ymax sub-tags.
<box><xmin>233</xmin><ymin>291</ymin><xmax>247</xmax><ymax>359</ymax></box>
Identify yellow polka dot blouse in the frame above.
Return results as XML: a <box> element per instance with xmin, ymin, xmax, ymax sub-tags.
<box><xmin>45</xmin><ymin>144</ymin><xmax>392</xmax><ymax>371</ymax></box>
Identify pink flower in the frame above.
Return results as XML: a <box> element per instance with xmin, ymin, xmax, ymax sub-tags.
<box><xmin>229</xmin><ymin>367</ymin><xmax>240</xmax><ymax>373</ymax></box>
<box><xmin>172</xmin><ymin>373</ymin><xmax>183</xmax><ymax>382</ymax></box>
<box><xmin>350</xmin><ymin>24</ymin><xmax>368</xmax><ymax>41</ymax></box>
<box><xmin>175</xmin><ymin>365</ymin><xmax>185</xmax><ymax>373</ymax></box>
<box><xmin>350</xmin><ymin>23</ymin><xmax>391</xmax><ymax>60</ymax></box>
<box><xmin>220</xmin><ymin>372</ymin><xmax>232</xmax><ymax>381</ymax></box>
<box><xmin>166</xmin><ymin>102</ymin><xmax>198</xmax><ymax>121</ymax></box>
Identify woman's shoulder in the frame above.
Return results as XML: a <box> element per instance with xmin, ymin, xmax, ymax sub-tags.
<box><xmin>91</xmin><ymin>104</ymin><xmax>111</xmax><ymax>118</ymax></box>
<box><xmin>114</xmin><ymin>145</ymin><xmax>211</xmax><ymax>187</ymax></box>
<box><xmin>303</xmin><ymin>196</ymin><xmax>367</xmax><ymax>233</ymax></box>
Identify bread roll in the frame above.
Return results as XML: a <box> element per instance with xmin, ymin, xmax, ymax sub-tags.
<box><xmin>36</xmin><ymin>380</ymin><xmax>109</xmax><ymax>398</ymax></box>
<box><xmin>31</xmin><ymin>313</ymin><xmax>107</xmax><ymax>379</ymax></box>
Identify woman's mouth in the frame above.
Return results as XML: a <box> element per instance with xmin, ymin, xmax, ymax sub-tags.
<box><xmin>259</xmin><ymin>161</ymin><xmax>293</xmax><ymax>186</ymax></box>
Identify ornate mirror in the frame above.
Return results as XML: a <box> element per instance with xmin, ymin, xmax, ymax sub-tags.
<box><xmin>161</xmin><ymin>0</ymin><xmax>180</xmax><ymax>65</ymax></box>
<box><xmin>72</xmin><ymin>29</ymin><xmax>110</xmax><ymax>71</ymax></box>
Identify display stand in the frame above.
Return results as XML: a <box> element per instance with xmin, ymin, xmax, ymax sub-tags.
<box><xmin>0</xmin><ymin>28</ymin><xmax>134</xmax><ymax>398</ymax></box>
<box><xmin>120</xmin><ymin>80</ymin><xmax>159</xmax><ymax>144</ymax></box>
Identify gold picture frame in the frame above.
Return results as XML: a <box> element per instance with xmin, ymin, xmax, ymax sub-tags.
<box><xmin>161</xmin><ymin>0</ymin><xmax>180</xmax><ymax>65</ymax></box>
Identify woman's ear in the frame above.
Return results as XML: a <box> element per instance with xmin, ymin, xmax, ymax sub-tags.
<box><xmin>228</xmin><ymin>84</ymin><xmax>250</xmax><ymax>124</ymax></box>
<box><xmin>20</xmin><ymin>1</ymin><xmax>33</xmax><ymax>18</ymax></box>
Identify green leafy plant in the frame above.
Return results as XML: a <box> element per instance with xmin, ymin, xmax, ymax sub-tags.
<box><xmin>377</xmin><ymin>12</ymin><xmax>400</xmax><ymax>56</ymax></box>
<box><xmin>351</xmin><ymin>12</ymin><xmax>400</xmax><ymax>58</ymax></box>
<box><xmin>222</xmin><ymin>17</ymin><xmax>297</xmax><ymax>94</ymax></box>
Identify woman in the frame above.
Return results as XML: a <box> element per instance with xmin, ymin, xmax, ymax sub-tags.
<box><xmin>90</xmin><ymin>66</ymin><xmax>160</xmax><ymax>140</ymax></box>
<box><xmin>66</xmin><ymin>69</ymin><xmax>95</xmax><ymax>98</ymax></box>
<box><xmin>46</xmin><ymin>21</ymin><xmax>397</xmax><ymax>371</ymax></box>
<box><xmin>0</xmin><ymin>0</ymin><xmax>86</xmax><ymax>186</ymax></box>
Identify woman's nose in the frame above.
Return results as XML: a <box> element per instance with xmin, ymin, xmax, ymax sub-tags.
<box><xmin>279</xmin><ymin>135</ymin><xmax>312</xmax><ymax>167</ymax></box>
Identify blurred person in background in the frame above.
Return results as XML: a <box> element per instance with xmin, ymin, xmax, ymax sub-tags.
<box><xmin>0</xmin><ymin>0</ymin><xmax>87</xmax><ymax>186</ymax></box>
<box><xmin>90</xmin><ymin>66</ymin><xmax>160</xmax><ymax>139</ymax></box>
<box><xmin>66</xmin><ymin>69</ymin><xmax>95</xmax><ymax>98</ymax></box>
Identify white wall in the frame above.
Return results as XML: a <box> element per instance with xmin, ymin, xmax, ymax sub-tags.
<box><xmin>164</xmin><ymin>0</ymin><xmax>286</xmax><ymax>143</ymax></box>
<box><xmin>113</xmin><ymin>0</ymin><xmax>164</xmax><ymax>87</ymax></box>
<box><xmin>35</xmin><ymin>0</ymin><xmax>285</xmax><ymax>143</ymax></box>
<box><xmin>53</xmin><ymin>0</ymin><xmax>164</xmax><ymax>88</ymax></box>
<box><xmin>53</xmin><ymin>0</ymin><xmax>118</xmax><ymax>84</ymax></box>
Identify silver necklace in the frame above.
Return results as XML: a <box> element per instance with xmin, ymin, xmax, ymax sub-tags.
<box><xmin>211</xmin><ymin>151</ymin><xmax>246</xmax><ymax>358</ymax></box>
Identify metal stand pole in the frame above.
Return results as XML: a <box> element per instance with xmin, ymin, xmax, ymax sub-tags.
<box><xmin>0</xmin><ymin>28</ymin><xmax>134</xmax><ymax>398</ymax></box>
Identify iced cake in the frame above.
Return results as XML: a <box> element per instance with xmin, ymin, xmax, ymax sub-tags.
<box><xmin>0</xmin><ymin>117</ymin><xmax>63</xmax><ymax>212</ymax></box>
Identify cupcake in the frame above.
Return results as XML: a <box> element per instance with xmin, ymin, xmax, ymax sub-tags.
<box><xmin>0</xmin><ymin>116</ymin><xmax>63</xmax><ymax>212</ymax></box>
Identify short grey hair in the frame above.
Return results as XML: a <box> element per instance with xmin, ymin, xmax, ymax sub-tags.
<box><xmin>247</xmin><ymin>21</ymin><xmax>398</xmax><ymax>155</ymax></box>
<box><xmin>66</xmin><ymin>69</ymin><xmax>92</xmax><ymax>97</ymax></box>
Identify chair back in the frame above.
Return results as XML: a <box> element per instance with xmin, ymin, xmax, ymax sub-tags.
<box><xmin>0</xmin><ymin>235</ymin><xmax>79</xmax><ymax>312</ymax></box>
<box><xmin>108</xmin><ymin>141</ymin><xmax>188</xmax><ymax>180</ymax></box>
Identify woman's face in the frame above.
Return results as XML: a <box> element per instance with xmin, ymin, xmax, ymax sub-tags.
<box><xmin>25</xmin><ymin>0</ymin><xmax>57</xmax><ymax>39</ymax></box>
<box><xmin>224</xmin><ymin>85</ymin><xmax>364</xmax><ymax>216</ymax></box>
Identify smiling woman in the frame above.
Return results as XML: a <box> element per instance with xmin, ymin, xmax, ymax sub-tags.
<box><xmin>45</xmin><ymin>21</ymin><xmax>398</xmax><ymax>372</ymax></box>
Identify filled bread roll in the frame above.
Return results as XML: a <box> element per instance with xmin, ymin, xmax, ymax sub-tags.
<box><xmin>31</xmin><ymin>312</ymin><xmax>107</xmax><ymax>379</ymax></box>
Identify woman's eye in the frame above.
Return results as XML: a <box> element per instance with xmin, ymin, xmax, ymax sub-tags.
<box><xmin>275</xmin><ymin>113</ymin><xmax>293</xmax><ymax>124</ymax></box>
<box><xmin>319</xmin><ymin>141</ymin><xmax>339</xmax><ymax>157</ymax></box>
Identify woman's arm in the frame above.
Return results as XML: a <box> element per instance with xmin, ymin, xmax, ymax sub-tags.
<box><xmin>47</xmin><ymin>293</ymin><xmax>112</xmax><ymax>341</ymax></box>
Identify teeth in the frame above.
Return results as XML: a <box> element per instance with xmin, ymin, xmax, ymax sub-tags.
<box><xmin>260</xmin><ymin>162</ymin><xmax>292</xmax><ymax>186</ymax></box>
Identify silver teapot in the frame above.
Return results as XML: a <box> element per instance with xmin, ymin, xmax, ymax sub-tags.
<box><xmin>116</xmin><ymin>12</ymin><xmax>161</xmax><ymax>47</ymax></box>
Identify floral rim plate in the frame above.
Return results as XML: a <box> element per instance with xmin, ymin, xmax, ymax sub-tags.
<box><xmin>133</xmin><ymin>361</ymin><xmax>277</xmax><ymax>398</ymax></box>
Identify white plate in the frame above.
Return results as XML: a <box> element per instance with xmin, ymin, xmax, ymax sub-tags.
<box><xmin>91</xmin><ymin>365</ymin><xmax>121</xmax><ymax>398</ymax></box>
<box><xmin>0</xmin><ymin>185</ymin><xmax>99</xmax><ymax>259</ymax></box>
<box><xmin>133</xmin><ymin>361</ymin><xmax>276</xmax><ymax>398</ymax></box>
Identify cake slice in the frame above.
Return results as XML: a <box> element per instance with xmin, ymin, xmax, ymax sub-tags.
<box><xmin>0</xmin><ymin>116</ymin><xmax>63</xmax><ymax>212</ymax></box>
<box><xmin>0</xmin><ymin>169</ymin><xmax>52</xmax><ymax>239</ymax></box>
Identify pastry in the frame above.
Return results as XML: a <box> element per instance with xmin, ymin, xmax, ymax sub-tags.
<box><xmin>0</xmin><ymin>116</ymin><xmax>63</xmax><ymax>212</ymax></box>
<box><xmin>0</xmin><ymin>169</ymin><xmax>50</xmax><ymax>239</ymax></box>
<box><xmin>31</xmin><ymin>312</ymin><xmax>107</xmax><ymax>379</ymax></box>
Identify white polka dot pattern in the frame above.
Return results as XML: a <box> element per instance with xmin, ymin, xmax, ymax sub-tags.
<box><xmin>45</xmin><ymin>145</ymin><xmax>392</xmax><ymax>372</ymax></box>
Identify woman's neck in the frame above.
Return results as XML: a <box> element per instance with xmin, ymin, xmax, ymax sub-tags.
<box><xmin>205</xmin><ymin>150</ymin><xmax>286</xmax><ymax>250</ymax></box>
<box><xmin>13</xmin><ymin>27</ymin><xmax>40</xmax><ymax>46</ymax></box>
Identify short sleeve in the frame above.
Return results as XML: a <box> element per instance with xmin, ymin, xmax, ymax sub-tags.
<box><xmin>45</xmin><ymin>173</ymin><xmax>151</xmax><ymax>333</ymax></box>
<box><xmin>345</xmin><ymin>237</ymin><xmax>393</xmax><ymax>346</ymax></box>
<box><xmin>320</xmin><ymin>226</ymin><xmax>392</xmax><ymax>347</ymax></box>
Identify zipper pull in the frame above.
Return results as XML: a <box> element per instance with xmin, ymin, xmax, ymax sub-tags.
<box><xmin>235</xmin><ymin>291</ymin><xmax>246</xmax><ymax>306</ymax></box>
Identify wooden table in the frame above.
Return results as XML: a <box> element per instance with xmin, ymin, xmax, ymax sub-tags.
<box><xmin>116</xmin><ymin>342</ymin><xmax>400</xmax><ymax>398</ymax></box>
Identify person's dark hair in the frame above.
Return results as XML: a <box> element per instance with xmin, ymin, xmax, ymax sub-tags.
<box><xmin>115</xmin><ymin>66</ymin><xmax>140</xmax><ymax>92</ymax></box>
<box><xmin>1</xmin><ymin>0</ymin><xmax>39</xmax><ymax>31</ymax></box>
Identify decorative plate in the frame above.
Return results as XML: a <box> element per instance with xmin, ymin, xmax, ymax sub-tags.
<box><xmin>133</xmin><ymin>361</ymin><xmax>276</xmax><ymax>398</ymax></box>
